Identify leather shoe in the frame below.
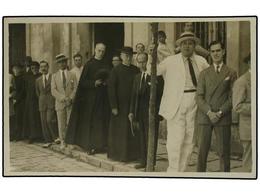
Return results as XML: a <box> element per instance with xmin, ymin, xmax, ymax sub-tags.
<box><xmin>87</xmin><ymin>149</ymin><xmax>96</xmax><ymax>155</ymax></box>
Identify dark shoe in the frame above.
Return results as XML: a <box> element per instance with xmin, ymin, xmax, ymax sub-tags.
<box><xmin>28</xmin><ymin>139</ymin><xmax>34</xmax><ymax>144</ymax></box>
<box><xmin>87</xmin><ymin>149</ymin><xmax>96</xmax><ymax>155</ymax></box>
<box><xmin>42</xmin><ymin>143</ymin><xmax>51</xmax><ymax>148</ymax></box>
<box><xmin>54</xmin><ymin>138</ymin><xmax>61</xmax><ymax>144</ymax></box>
<box><xmin>134</xmin><ymin>163</ymin><xmax>146</xmax><ymax>169</ymax></box>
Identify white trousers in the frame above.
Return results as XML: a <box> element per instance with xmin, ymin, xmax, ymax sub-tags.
<box><xmin>56</xmin><ymin>106</ymin><xmax>72</xmax><ymax>142</ymax></box>
<box><xmin>166</xmin><ymin>92</ymin><xmax>197</xmax><ymax>172</ymax></box>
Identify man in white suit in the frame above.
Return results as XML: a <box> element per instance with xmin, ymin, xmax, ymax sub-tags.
<box><xmin>157</xmin><ymin>32</ymin><xmax>209</xmax><ymax>172</ymax></box>
<box><xmin>51</xmin><ymin>54</ymin><xmax>77</xmax><ymax>149</ymax></box>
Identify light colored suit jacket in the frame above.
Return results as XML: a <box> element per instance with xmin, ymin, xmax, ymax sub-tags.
<box><xmin>233</xmin><ymin>71</ymin><xmax>251</xmax><ymax>140</ymax></box>
<box><xmin>35</xmin><ymin>74</ymin><xmax>55</xmax><ymax>111</ymax></box>
<box><xmin>157</xmin><ymin>53</ymin><xmax>209</xmax><ymax>120</ymax></box>
<box><xmin>51</xmin><ymin>70</ymin><xmax>77</xmax><ymax>111</ymax></box>
<box><xmin>196</xmin><ymin>64</ymin><xmax>237</xmax><ymax>125</ymax></box>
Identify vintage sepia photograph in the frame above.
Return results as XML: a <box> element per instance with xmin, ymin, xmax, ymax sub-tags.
<box><xmin>2</xmin><ymin>16</ymin><xmax>257</xmax><ymax>178</ymax></box>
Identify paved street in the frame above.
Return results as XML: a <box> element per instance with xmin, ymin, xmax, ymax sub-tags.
<box><xmin>9</xmin><ymin>141</ymin><xmax>106</xmax><ymax>172</ymax></box>
<box><xmin>7</xmin><ymin>139</ymin><xmax>245</xmax><ymax>174</ymax></box>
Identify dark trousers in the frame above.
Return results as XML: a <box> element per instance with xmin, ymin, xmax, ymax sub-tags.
<box><xmin>40</xmin><ymin>109</ymin><xmax>58</xmax><ymax>143</ymax></box>
<box><xmin>197</xmin><ymin>125</ymin><xmax>231</xmax><ymax>172</ymax></box>
<box><xmin>137</xmin><ymin>111</ymin><xmax>159</xmax><ymax>166</ymax></box>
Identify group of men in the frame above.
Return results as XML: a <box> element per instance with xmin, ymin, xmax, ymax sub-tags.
<box><xmin>9</xmin><ymin>23</ymin><xmax>252</xmax><ymax>172</ymax></box>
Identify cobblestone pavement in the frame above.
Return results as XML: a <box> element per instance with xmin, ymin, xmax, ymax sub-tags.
<box><xmin>7</xmin><ymin>140</ymin><xmax>246</xmax><ymax>174</ymax></box>
<box><xmin>8</xmin><ymin>141</ymin><xmax>106</xmax><ymax>173</ymax></box>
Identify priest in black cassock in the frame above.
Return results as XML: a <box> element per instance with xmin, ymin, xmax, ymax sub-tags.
<box><xmin>66</xmin><ymin>43</ymin><xmax>111</xmax><ymax>155</ymax></box>
<box><xmin>108</xmin><ymin>47</ymin><xmax>140</xmax><ymax>162</ymax></box>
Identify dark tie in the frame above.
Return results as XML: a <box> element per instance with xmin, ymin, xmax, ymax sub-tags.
<box><xmin>44</xmin><ymin>75</ymin><xmax>48</xmax><ymax>88</ymax></box>
<box><xmin>62</xmin><ymin>71</ymin><xmax>66</xmax><ymax>90</ymax></box>
<box><xmin>187</xmin><ymin>58</ymin><xmax>197</xmax><ymax>87</ymax></box>
<box><xmin>216</xmin><ymin>65</ymin><xmax>220</xmax><ymax>73</ymax></box>
<box><xmin>140</xmin><ymin>73</ymin><xmax>146</xmax><ymax>92</ymax></box>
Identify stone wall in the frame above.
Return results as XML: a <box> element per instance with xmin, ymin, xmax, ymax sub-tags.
<box><xmin>26</xmin><ymin>23</ymin><xmax>92</xmax><ymax>73</ymax></box>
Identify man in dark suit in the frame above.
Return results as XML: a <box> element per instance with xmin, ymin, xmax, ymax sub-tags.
<box><xmin>129</xmin><ymin>53</ymin><xmax>164</xmax><ymax>169</ymax></box>
<box><xmin>196</xmin><ymin>41</ymin><xmax>237</xmax><ymax>172</ymax></box>
<box><xmin>36</xmin><ymin>60</ymin><xmax>58</xmax><ymax>148</ymax></box>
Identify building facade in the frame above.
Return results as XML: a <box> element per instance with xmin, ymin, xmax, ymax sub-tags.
<box><xmin>9</xmin><ymin>21</ymin><xmax>251</xmax><ymax>76</ymax></box>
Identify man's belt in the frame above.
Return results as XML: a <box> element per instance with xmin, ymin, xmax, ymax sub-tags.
<box><xmin>184</xmin><ymin>89</ymin><xmax>197</xmax><ymax>93</ymax></box>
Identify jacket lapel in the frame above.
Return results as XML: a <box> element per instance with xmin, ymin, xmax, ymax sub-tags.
<box><xmin>178</xmin><ymin>54</ymin><xmax>186</xmax><ymax>81</ymax></box>
<box><xmin>208</xmin><ymin>64</ymin><xmax>230</xmax><ymax>97</ymax></box>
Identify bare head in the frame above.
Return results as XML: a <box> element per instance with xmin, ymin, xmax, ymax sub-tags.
<box><xmin>95</xmin><ymin>43</ymin><xmax>106</xmax><ymax>60</ymax></box>
<box><xmin>73</xmin><ymin>53</ymin><xmax>83</xmax><ymax>68</ymax></box>
<box><xmin>184</xmin><ymin>22</ymin><xmax>194</xmax><ymax>32</ymax></box>
<box><xmin>112</xmin><ymin>55</ymin><xmax>122</xmax><ymax>67</ymax></box>
<box><xmin>40</xmin><ymin>60</ymin><xmax>49</xmax><ymax>75</ymax></box>
<box><xmin>136</xmin><ymin>53</ymin><xmax>148</xmax><ymax>71</ymax></box>
<box><xmin>209</xmin><ymin>41</ymin><xmax>225</xmax><ymax>65</ymax></box>
<box><xmin>136</xmin><ymin>43</ymin><xmax>145</xmax><ymax>54</ymax></box>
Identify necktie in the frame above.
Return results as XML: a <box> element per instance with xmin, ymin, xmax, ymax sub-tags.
<box><xmin>187</xmin><ymin>58</ymin><xmax>197</xmax><ymax>87</ymax></box>
<box><xmin>44</xmin><ymin>75</ymin><xmax>48</xmax><ymax>88</ymax></box>
<box><xmin>140</xmin><ymin>73</ymin><xmax>146</xmax><ymax>92</ymax></box>
<box><xmin>62</xmin><ymin>71</ymin><xmax>66</xmax><ymax>90</ymax></box>
<box><xmin>216</xmin><ymin>65</ymin><xmax>220</xmax><ymax>73</ymax></box>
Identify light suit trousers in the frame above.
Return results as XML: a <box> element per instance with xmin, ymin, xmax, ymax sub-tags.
<box><xmin>56</xmin><ymin>106</ymin><xmax>72</xmax><ymax>142</ymax></box>
<box><xmin>166</xmin><ymin>92</ymin><xmax>197</xmax><ymax>172</ymax></box>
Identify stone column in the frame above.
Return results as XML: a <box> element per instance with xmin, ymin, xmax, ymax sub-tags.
<box><xmin>28</xmin><ymin>23</ymin><xmax>54</xmax><ymax>72</ymax></box>
<box><xmin>164</xmin><ymin>23</ymin><xmax>175</xmax><ymax>53</ymax></box>
<box><xmin>226</xmin><ymin>21</ymin><xmax>240</xmax><ymax>73</ymax></box>
<box><xmin>124</xmin><ymin>23</ymin><xmax>133</xmax><ymax>47</ymax></box>
<box><xmin>132</xmin><ymin>23</ymin><xmax>150</xmax><ymax>50</ymax></box>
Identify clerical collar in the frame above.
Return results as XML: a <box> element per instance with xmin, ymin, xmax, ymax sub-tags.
<box><xmin>94</xmin><ymin>56</ymin><xmax>102</xmax><ymax>61</ymax></box>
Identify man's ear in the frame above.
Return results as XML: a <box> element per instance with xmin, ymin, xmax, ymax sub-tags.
<box><xmin>223</xmin><ymin>49</ymin><xmax>226</xmax><ymax>56</ymax></box>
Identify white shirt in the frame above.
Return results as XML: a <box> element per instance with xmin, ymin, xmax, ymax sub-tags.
<box><xmin>70</xmin><ymin>66</ymin><xmax>83</xmax><ymax>82</ymax></box>
<box><xmin>213</xmin><ymin>62</ymin><xmax>224</xmax><ymax>73</ymax></box>
<box><xmin>182</xmin><ymin>55</ymin><xmax>200</xmax><ymax>90</ymax></box>
<box><xmin>42</xmin><ymin>73</ymin><xmax>50</xmax><ymax>88</ymax></box>
<box><xmin>59</xmin><ymin>69</ymin><xmax>68</xmax><ymax>80</ymax></box>
<box><xmin>140</xmin><ymin>71</ymin><xmax>148</xmax><ymax>88</ymax></box>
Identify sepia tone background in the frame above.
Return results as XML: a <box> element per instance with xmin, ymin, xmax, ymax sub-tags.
<box><xmin>9</xmin><ymin>21</ymin><xmax>250</xmax><ymax>75</ymax></box>
<box><xmin>8</xmin><ymin>20</ymin><xmax>251</xmax><ymax>156</ymax></box>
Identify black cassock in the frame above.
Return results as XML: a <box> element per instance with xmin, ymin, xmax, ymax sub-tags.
<box><xmin>108</xmin><ymin>64</ymin><xmax>140</xmax><ymax>162</ymax></box>
<box><xmin>23</xmin><ymin>73</ymin><xmax>43</xmax><ymax>140</ymax></box>
<box><xmin>13</xmin><ymin>74</ymin><xmax>26</xmax><ymax>140</ymax></box>
<box><xmin>66</xmin><ymin>57</ymin><xmax>111</xmax><ymax>152</ymax></box>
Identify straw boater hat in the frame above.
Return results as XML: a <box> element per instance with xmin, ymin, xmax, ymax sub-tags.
<box><xmin>175</xmin><ymin>32</ymin><xmax>200</xmax><ymax>46</ymax></box>
<box><xmin>55</xmin><ymin>53</ymin><xmax>68</xmax><ymax>63</ymax></box>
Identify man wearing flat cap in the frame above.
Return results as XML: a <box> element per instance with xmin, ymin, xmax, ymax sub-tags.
<box><xmin>51</xmin><ymin>54</ymin><xmax>77</xmax><ymax>149</ymax></box>
<box><xmin>155</xmin><ymin>32</ymin><xmax>209</xmax><ymax>172</ymax></box>
<box><xmin>108</xmin><ymin>46</ymin><xmax>140</xmax><ymax>162</ymax></box>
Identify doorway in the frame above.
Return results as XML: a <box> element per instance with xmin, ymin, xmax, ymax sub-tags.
<box><xmin>94</xmin><ymin>23</ymin><xmax>124</xmax><ymax>62</ymax></box>
<box><xmin>9</xmin><ymin>24</ymin><xmax>26</xmax><ymax>71</ymax></box>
